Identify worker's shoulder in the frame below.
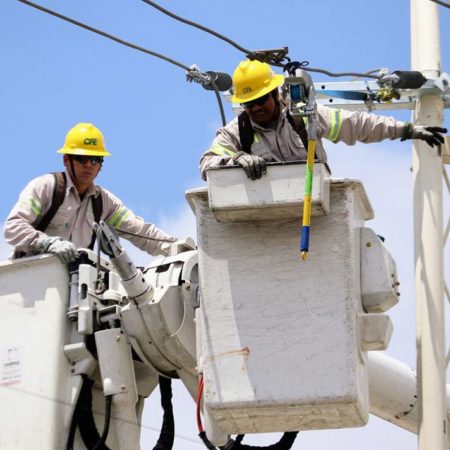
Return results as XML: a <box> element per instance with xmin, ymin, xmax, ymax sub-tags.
<box><xmin>21</xmin><ymin>172</ymin><xmax>56</xmax><ymax>192</ymax></box>
<box><xmin>95</xmin><ymin>184</ymin><xmax>123</xmax><ymax>205</ymax></box>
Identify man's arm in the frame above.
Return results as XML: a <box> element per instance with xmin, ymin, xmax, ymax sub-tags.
<box><xmin>316</xmin><ymin>104</ymin><xmax>405</xmax><ymax>145</ymax></box>
<box><xmin>4</xmin><ymin>175</ymin><xmax>54</xmax><ymax>254</ymax></box>
<box><xmin>316</xmin><ymin>104</ymin><xmax>446</xmax><ymax>147</ymax></box>
<box><xmin>102</xmin><ymin>189</ymin><xmax>177</xmax><ymax>256</ymax></box>
<box><xmin>199</xmin><ymin>119</ymin><xmax>243</xmax><ymax>180</ymax></box>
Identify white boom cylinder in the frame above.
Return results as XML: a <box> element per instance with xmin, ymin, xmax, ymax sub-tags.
<box><xmin>369</xmin><ymin>352</ymin><xmax>450</xmax><ymax>447</ymax></box>
<box><xmin>410</xmin><ymin>1</ymin><xmax>447</xmax><ymax>449</ymax></box>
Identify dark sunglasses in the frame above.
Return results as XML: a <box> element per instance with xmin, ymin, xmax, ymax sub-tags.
<box><xmin>72</xmin><ymin>155</ymin><xmax>104</xmax><ymax>166</ymax></box>
<box><xmin>241</xmin><ymin>93</ymin><xmax>270</xmax><ymax>109</ymax></box>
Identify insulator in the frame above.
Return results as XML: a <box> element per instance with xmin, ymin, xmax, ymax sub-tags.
<box><xmin>392</xmin><ymin>71</ymin><xmax>427</xmax><ymax>89</ymax></box>
<box><xmin>202</xmin><ymin>71</ymin><xmax>233</xmax><ymax>92</ymax></box>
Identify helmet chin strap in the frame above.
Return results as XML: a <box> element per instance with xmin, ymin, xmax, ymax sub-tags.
<box><xmin>68</xmin><ymin>155</ymin><xmax>77</xmax><ymax>182</ymax></box>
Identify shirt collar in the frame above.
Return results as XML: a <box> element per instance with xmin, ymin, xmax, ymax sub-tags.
<box><xmin>64</xmin><ymin>169</ymin><xmax>101</xmax><ymax>198</ymax></box>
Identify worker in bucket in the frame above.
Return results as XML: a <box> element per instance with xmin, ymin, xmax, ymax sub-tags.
<box><xmin>200</xmin><ymin>59</ymin><xmax>447</xmax><ymax>180</ymax></box>
<box><xmin>4</xmin><ymin>123</ymin><xmax>183</xmax><ymax>263</ymax></box>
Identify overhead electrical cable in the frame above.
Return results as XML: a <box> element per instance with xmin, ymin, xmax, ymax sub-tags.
<box><xmin>17</xmin><ymin>0</ymin><xmax>191</xmax><ymax>71</ymax></box>
<box><xmin>140</xmin><ymin>0</ymin><xmax>382</xmax><ymax>79</ymax></box>
<box><xmin>17</xmin><ymin>0</ymin><xmax>231</xmax><ymax>125</ymax></box>
<box><xmin>140</xmin><ymin>0</ymin><xmax>252</xmax><ymax>56</ymax></box>
<box><xmin>429</xmin><ymin>0</ymin><xmax>450</xmax><ymax>8</ymax></box>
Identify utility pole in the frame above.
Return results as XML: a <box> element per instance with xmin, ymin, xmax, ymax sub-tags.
<box><xmin>411</xmin><ymin>1</ymin><xmax>447</xmax><ymax>449</ymax></box>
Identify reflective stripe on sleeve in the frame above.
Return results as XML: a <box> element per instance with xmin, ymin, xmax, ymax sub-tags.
<box><xmin>107</xmin><ymin>206</ymin><xmax>130</xmax><ymax>228</ymax></box>
<box><xmin>326</xmin><ymin>109</ymin><xmax>343</xmax><ymax>142</ymax></box>
<box><xmin>209</xmin><ymin>143</ymin><xmax>236</xmax><ymax>157</ymax></box>
<box><xmin>19</xmin><ymin>196</ymin><xmax>42</xmax><ymax>217</ymax></box>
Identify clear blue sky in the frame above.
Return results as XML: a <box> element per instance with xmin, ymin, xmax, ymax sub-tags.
<box><xmin>1</xmin><ymin>1</ymin><xmax>449</xmax><ymax>449</ymax></box>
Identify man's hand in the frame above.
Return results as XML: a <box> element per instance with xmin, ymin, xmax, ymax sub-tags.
<box><xmin>401</xmin><ymin>123</ymin><xmax>447</xmax><ymax>147</ymax></box>
<box><xmin>169</xmin><ymin>237</ymin><xmax>196</xmax><ymax>256</ymax></box>
<box><xmin>232</xmin><ymin>151</ymin><xmax>267</xmax><ymax>180</ymax></box>
<box><xmin>42</xmin><ymin>237</ymin><xmax>78</xmax><ymax>264</ymax></box>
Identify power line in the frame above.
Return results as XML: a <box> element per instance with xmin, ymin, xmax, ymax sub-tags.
<box><xmin>140</xmin><ymin>0</ymin><xmax>252</xmax><ymax>57</ymax></box>
<box><xmin>17</xmin><ymin>0</ymin><xmax>191</xmax><ymax>71</ymax></box>
<box><xmin>140</xmin><ymin>0</ymin><xmax>382</xmax><ymax>79</ymax></box>
<box><xmin>429</xmin><ymin>0</ymin><xmax>450</xmax><ymax>9</ymax></box>
<box><xmin>17</xmin><ymin>0</ymin><xmax>230</xmax><ymax>125</ymax></box>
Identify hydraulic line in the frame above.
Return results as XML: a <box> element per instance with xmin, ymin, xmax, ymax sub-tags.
<box><xmin>153</xmin><ymin>376</ymin><xmax>175</xmax><ymax>450</ymax></box>
<box><xmin>92</xmin><ymin>395</ymin><xmax>113</xmax><ymax>450</ymax></box>
<box><xmin>196</xmin><ymin>375</ymin><xmax>299</xmax><ymax>450</ymax></box>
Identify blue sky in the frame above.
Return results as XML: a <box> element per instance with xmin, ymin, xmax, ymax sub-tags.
<box><xmin>1</xmin><ymin>0</ymin><xmax>449</xmax><ymax>449</ymax></box>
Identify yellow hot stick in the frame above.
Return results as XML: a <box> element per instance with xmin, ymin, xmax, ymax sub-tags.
<box><xmin>300</xmin><ymin>139</ymin><xmax>317</xmax><ymax>261</ymax></box>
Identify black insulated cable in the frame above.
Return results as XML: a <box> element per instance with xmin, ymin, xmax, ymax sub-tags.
<box><xmin>17</xmin><ymin>0</ymin><xmax>231</xmax><ymax>125</ymax></box>
<box><xmin>17</xmin><ymin>0</ymin><xmax>191</xmax><ymax>71</ymax></box>
<box><xmin>93</xmin><ymin>395</ymin><xmax>113</xmax><ymax>450</ymax></box>
<box><xmin>140</xmin><ymin>0</ymin><xmax>252</xmax><ymax>56</ymax></box>
<box><xmin>153</xmin><ymin>376</ymin><xmax>175</xmax><ymax>450</ymax></box>
<box><xmin>429</xmin><ymin>0</ymin><xmax>450</xmax><ymax>8</ymax></box>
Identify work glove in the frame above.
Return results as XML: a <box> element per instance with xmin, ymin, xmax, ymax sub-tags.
<box><xmin>401</xmin><ymin>123</ymin><xmax>447</xmax><ymax>147</ymax></box>
<box><xmin>41</xmin><ymin>236</ymin><xmax>78</xmax><ymax>264</ymax></box>
<box><xmin>169</xmin><ymin>237</ymin><xmax>196</xmax><ymax>256</ymax></box>
<box><xmin>232</xmin><ymin>151</ymin><xmax>267</xmax><ymax>180</ymax></box>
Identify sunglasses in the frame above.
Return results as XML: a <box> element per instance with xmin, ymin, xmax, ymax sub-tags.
<box><xmin>241</xmin><ymin>93</ymin><xmax>270</xmax><ymax>109</ymax></box>
<box><xmin>72</xmin><ymin>155</ymin><xmax>104</xmax><ymax>166</ymax></box>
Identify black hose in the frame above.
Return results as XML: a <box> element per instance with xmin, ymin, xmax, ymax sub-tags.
<box><xmin>153</xmin><ymin>376</ymin><xmax>175</xmax><ymax>450</ymax></box>
<box><xmin>223</xmin><ymin>432</ymin><xmax>298</xmax><ymax>450</ymax></box>
<box><xmin>66</xmin><ymin>375</ymin><xmax>111</xmax><ymax>450</ymax></box>
<box><xmin>92</xmin><ymin>395</ymin><xmax>113</xmax><ymax>450</ymax></box>
<box><xmin>199</xmin><ymin>431</ymin><xmax>298</xmax><ymax>450</ymax></box>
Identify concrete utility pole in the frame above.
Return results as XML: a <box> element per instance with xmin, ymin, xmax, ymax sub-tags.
<box><xmin>411</xmin><ymin>1</ymin><xmax>447</xmax><ymax>449</ymax></box>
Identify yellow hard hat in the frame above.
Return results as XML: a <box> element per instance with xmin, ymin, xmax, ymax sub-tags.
<box><xmin>231</xmin><ymin>59</ymin><xmax>285</xmax><ymax>104</ymax></box>
<box><xmin>57</xmin><ymin>123</ymin><xmax>111</xmax><ymax>156</ymax></box>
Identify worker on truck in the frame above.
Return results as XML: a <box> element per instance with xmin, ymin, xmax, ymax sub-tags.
<box><xmin>200</xmin><ymin>59</ymin><xmax>447</xmax><ymax>180</ymax></box>
<box><xmin>4</xmin><ymin>123</ymin><xmax>178</xmax><ymax>263</ymax></box>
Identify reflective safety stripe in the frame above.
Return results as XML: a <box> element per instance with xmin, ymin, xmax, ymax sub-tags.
<box><xmin>209</xmin><ymin>143</ymin><xmax>236</xmax><ymax>157</ymax></box>
<box><xmin>107</xmin><ymin>206</ymin><xmax>130</xmax><ymax>228</ymax></box>
<box><xmin>20</xmin><ymin>196</ymin><xmax>42</xmax><ymax>217</ymax></box>
<box><xmin>326</xmin><ymin>109</ymin><xmax>343</xmax><ymax>142</ymax></box>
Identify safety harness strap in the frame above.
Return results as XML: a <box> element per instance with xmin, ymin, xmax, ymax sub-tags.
<box><xmin>36</xmin><ymin>172</ymin><xmax>67</xmax><ymax>232</ymax></box>
<box><xmin>285</xmin><ymin>110</ymin><xmax>309</xmax><ymax>150</ymax></box>
<box><xmin>88</xmin><ymin>192</ymin><xmax>103</xmax><ymax>250</ymax></box>
<box><xmin>238</xmin><ymin>110</ymin><xmax>310</xmax><ymax>155</ymax></box>
<box><xmin>35</xmin><ymin>171</ymin><xmax>103</xmax><ymax>250</ymax></box>
<box><xmin>238</xmin><ymin>111</ymin><xmax>255</xmax><ymax>154</ymax></box>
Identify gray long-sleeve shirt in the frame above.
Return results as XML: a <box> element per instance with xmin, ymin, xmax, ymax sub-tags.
<box><xmin>4</xmin><ymin>170</ymin><xmax>175</xmax><ymax>257</ymax></box>
<box><xmin>199</xmin><ymin>104</ymin><xmax>406</xmax><ymax>180</ymax></box>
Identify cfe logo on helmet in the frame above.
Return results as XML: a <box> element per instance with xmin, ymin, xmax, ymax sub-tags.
<box><xmin>84</xmin><ymin>138</ymin><xmax>98</xmax><ymax>146</ymax></box>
